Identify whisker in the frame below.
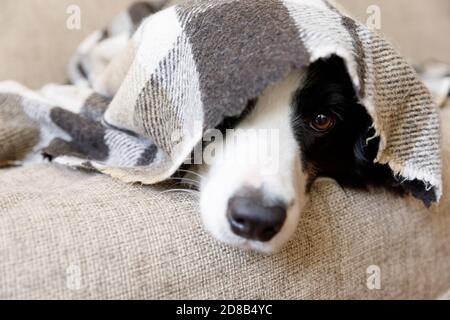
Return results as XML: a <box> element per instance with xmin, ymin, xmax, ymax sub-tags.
<box><xmin>176</xmin><ymin>168</ymin><xmax>205</xmax><ymax>180</ymax></box>
<box><xmin>165</xmin><ymin>176</ymin><xmax>200</xmax><ymax>187</ymax></box>
<box><xmin>172</xmin><ymin>181</ymin><xmax>200</xmax><ymax>191</ymax></box>
<box><xmin>160</xmin><ymin>188</ymin><xmax>200</xmax><ymax>196</ymax></box>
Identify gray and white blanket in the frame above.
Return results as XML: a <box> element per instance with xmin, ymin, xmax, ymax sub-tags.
<box><xmin>0</xmin><ymin>0</ymin><xmax>443</xmax><ymax>203</ymax></box>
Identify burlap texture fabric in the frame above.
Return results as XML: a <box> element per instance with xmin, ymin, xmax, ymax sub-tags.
<box><xmin>0</xmin><ymin>163</ymin><xmax>449</xmax><ymax>299</ymax></box>
<box><xmin>0</xmin><ymin>107</ymin><xmax>449</xmax><ymax>299</ymax></box>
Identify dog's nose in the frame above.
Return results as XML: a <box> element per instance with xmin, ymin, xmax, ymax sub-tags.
<box><xmin>227</xmin><ymin>195</ymin><xmax>286</xmax><ymax>242</ymax></box>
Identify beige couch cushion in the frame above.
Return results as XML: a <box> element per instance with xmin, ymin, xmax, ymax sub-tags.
<box><xmin>0</xmin><ymin>161</ymin><xmax>449</xmax><ymax>299</ymax></box>
<box><xmin>0</xmin><ymin>110</ymin><xmax>449</xmax><ymax>298</ymax></box>
<box><xmin>0</xmin><ymin>0</ymin><xmax>137</xmax><ymax>88</ymax></box>
<box><xmin>1</xmin><ymin>0</ymin><xmax>448</xmax><ymax>89</ymax></box>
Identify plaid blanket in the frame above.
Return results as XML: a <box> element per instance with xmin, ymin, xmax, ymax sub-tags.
<box><xmin>0</xmin><ymin>0</ymin><xmax>442</xmax><ymax>203</ymax></box>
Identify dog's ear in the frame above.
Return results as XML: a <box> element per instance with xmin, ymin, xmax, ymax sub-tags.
<box><xmin>401</xmin><ymin>180</ymin><xmax>437</xmax><ymax>208</ymax></box>
<box><xmin>324</xmin><ymin>52</ymin><xmax>441</xmax><ymax>207</ymax></box>
<box><xmin>358</xmin><ymin>120</ymin><xmax>437</xmax><ymax>208</ymax></box>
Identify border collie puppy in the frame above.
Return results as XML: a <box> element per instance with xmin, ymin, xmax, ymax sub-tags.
<box><xmin>197</xmin><ymin>55</ymin><xmax>408</xmax><ymax>253</ymax></box>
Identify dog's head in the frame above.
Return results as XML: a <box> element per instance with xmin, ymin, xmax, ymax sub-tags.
<box><xmin>196</xmin><ymin>55</ymin><xmax>433</xmax><ymax>253</ymax></box>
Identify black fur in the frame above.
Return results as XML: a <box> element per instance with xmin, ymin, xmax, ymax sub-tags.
<box><xmin>291</xmin><ymin>55</ymin><xmax>434</xmax><ymax>205</ymax></box>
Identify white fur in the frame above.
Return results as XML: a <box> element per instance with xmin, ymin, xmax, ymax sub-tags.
<box><xmin>198</xmin><ymin>71</ymin><xmax>308</xmax><ymax>253</ymax></box>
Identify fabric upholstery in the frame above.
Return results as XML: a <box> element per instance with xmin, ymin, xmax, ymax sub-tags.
<box><xmin>1</xmin><ymin>0</ymin><xmax>448</xmax><ymax>89</ymax></box>
<box><xmin>0</xmin><ymin>140</ymin><xmax>449</xmax><ymax>299</ymax></box>
<box><xmin>0</xmin><ymin>107</ymin><xmax>449</xmax><ymax>299</ymax></box>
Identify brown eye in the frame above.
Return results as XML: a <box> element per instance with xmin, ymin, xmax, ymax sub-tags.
<box><xmin>310</xmin><ymin>114</ymin><xmax>335</xmax><ymax>132</ymax></box>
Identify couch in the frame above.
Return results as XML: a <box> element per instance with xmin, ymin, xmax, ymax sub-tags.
<box><xmin>0</xmin><ymin>0</ymin><xmax>449</xmax><ymax>299</ymax></box>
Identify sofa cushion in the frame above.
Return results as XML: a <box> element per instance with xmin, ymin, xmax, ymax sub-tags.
<box><xmin>0</xmin><ymin>150</ymin><xmax>449</xmax><ymax>299</ymax></box>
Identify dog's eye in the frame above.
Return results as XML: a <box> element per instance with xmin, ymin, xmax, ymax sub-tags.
<box><xmin>310</xmin><ymin>114</ymin><xmax>335</xmax><ymax>132</ymax></box>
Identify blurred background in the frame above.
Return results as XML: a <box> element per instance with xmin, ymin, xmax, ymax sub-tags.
<box><xmin>0</xmin><ymin>0</ymin><xmax>449</xmax><ymax>88</ymax></box>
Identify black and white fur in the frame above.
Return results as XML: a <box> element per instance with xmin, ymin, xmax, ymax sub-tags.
<box><xmin>194</xmin><ymin>56</ymin><xmax>416</xmax><ymax>253</ymax></box>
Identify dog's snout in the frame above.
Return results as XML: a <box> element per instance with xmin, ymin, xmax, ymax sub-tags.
<box><xmin>227</xmin><ymin>194</ymin><xmax>286</xmax><ymax>242</ymax></box>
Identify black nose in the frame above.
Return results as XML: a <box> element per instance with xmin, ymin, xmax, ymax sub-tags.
<box><xmin>227</xmin><ymin>194</ymin><xmax>286</xmax><ymax>242</ymax></box>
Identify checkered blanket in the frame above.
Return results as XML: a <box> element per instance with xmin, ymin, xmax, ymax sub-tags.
<box><xmin>0</xmin><ymin>0</ymin><xmax>442</xmax><ymax>203</ymax></box>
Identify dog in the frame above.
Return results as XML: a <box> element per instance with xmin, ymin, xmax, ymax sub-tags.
<box><xmin>64</xmin><ymin>0</ymin><xmax>437</xmax><ymax>253</ymax></box>
<box><xmin>192</xmin><ymin>55</ymin><xmax>421</xmax><ymax>253</ymax></box>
